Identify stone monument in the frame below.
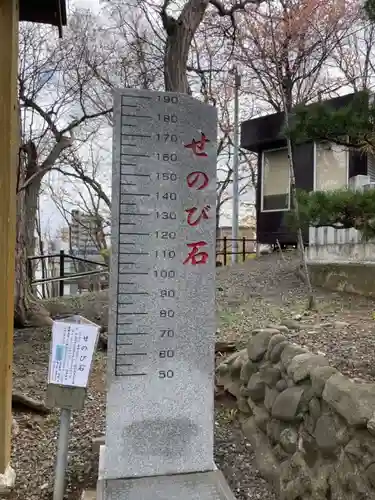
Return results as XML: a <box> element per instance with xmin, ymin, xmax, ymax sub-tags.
<box><xmin>97</xmin><ymin>88</ymin><xmax>235</xmax><ymax>499</ymax></box>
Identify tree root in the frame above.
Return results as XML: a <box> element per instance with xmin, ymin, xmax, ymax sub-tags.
<box><xmin>12</xmin><ymin>391</ymin><xmax>50</xmax><ymax>414</ymax></box>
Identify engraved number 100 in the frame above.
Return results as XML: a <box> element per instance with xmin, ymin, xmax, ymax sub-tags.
<box><xmin>154</xmin><ymin>270</ymin><xmax>175</xmax><ymax>278</ymax></box>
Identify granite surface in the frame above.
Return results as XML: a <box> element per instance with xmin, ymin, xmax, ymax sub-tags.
<box><xmin>99</xmin><ymin>471</ymin><xmax>236</xmax><ymax>500</ymax></box>
<box><xmin>104</xmin><ymin>88</ymin><xmax>218</xmax><ymax>479</ymax></box>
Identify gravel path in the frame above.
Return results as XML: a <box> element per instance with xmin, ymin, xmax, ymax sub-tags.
<box><xmin>9</xmin><ymin>252</ymin><xmax>375</xmax><ymax>499</ymax></box>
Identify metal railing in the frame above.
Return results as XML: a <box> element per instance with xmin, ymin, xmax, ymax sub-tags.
<box><xmin>28</xmin><ymin>238</ymin><xmax>257</xmax><ymax>297</ymax></box>
<box><xmin>216</xmin><ymin>237</ymin><xmax>256</xmax><ymax>266</ymax></box>
<box><xmin>27</xmin><ymin>250</ymin><xmax>109</xmax><ymax>297</ymax></box>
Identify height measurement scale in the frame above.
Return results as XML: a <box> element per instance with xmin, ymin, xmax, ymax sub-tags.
<box><xmin>104</xmin><ymin>89</ymin><xmax>217</xmax><ymax>480</ymax></box>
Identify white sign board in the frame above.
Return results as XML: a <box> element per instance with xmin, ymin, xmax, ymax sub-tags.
<box><xmin>48</xmin><ymin>321</ymin><xmax>98</xmax><ymax>387</ymax></box>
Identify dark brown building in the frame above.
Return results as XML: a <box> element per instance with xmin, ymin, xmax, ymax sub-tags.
<box><xmin>240</xmin><ymin>93</ymin><xmax>371</xmax><ymax>246</ymax></box>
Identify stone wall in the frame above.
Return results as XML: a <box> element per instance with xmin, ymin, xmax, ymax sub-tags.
<box><xmin>308</xmin><ymin>262</ymin><xmax>375</xmax><ymax>297</ymax></box>
<box><xmin>216</xmin><ymin>326</ymin><xmax>375</xmax><ymax>500</ymax></box>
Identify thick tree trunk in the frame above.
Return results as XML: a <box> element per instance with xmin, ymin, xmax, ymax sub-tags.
<box><xmin>163</xmin><ymin>0</ymin><xmax>208</xmax><ymax>93</ymax></box>
<box><xmin>24</xmin><ymin>177</ymin><xmax>40</xmax><ymax>260</ymax></box>
<box><xmin>14</xmin><ymin>178</ymin><xmax>28</xmax><ymax>327</ymax></box>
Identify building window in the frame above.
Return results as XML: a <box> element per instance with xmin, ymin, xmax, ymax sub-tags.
<box><xmin>261</xmin><ymin>148</ymin><xmax>290</xmax><ymax>212</ymax></box>
<box><xmin>315</xmin><ymin>142</ymin><xmax>348</xmax><ymax>191</ymax></box>
<box><xmin>368</xmin><ymin>152</ymin><xmax>375</xmax><ymax>182</ymax></box>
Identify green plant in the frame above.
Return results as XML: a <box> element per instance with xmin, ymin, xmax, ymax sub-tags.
<box><xmin>286</xmin><ymin>188</ymin><xmax>375</xmax><ymax>240</ymax></box>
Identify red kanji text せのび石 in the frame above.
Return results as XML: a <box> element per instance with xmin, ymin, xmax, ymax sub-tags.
<box><xmin>184</xmin><ymin>132</ymin><xmax>210</xmax><ymax>157</ymax></box>
<box><xmin>183</xmin><ymin>241</ymin><xmax>209</xmax><ymax>265</ymax></box>
<box><xmin>185</xmin><ymin>205</ymin><xmax>211</xmax><ymax>227</ymax></box>
<box><xmin>186</xmin><ymin>171</ymin><xmax>209</xmax><ymax>191</ymax></box>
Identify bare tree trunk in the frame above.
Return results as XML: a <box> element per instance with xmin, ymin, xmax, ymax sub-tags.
<box><xmin>14</xmin><ymin>147</ymin><xmax>51</xmax><ymax>326</ymax></box>
<box><xmin>14</xmin><ymin>176</ymin><xmax>28</xmax><ymax>326</ymax></box>
<box><xmin>24</xmin><ymin>178</ymin><xmax>41</xmax><ymax>260</ymax></box>
<box><xmin>285</xmin><ymin>126</ymin><xmax>316</xmax><ymax>310</ymax></box>
<box><xmin>162</xmin><ymin>0</ymin><xmax>208</xmax><ymax>93</ymax></box>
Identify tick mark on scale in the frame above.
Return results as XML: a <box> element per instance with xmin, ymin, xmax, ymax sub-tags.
<box><xmin>115</xmin><ymin>372</ymin><xmax>147</xmax><ymax>377</ymax></box>
<box><xmin>119</xmin><ymin>251</ymin><xmax>149</xmax><ymax>255</ymax></box>
<box><xmin>121</xmin><ymin>133</ymin><xmax>151</xmax><ymax>138</ymax></box>
<box><xmin>120</xmin><ymin>193</ymin><xmax>150</xmax><ymax>197</ymax></box>
<box><xmin>119</xmin><ymin>272</ymin><xmax>149</xmax><ymax>275</ymax></box>
<box><xmin>120</xmin><ymin>213</ymin><xmax>150</xmax><ymax>217</ymax></box>
<box><xmin>119</xmin><ymin>312</ymin><xmax>148</xmax><ymax>315</ymax></box>
<box><xmin>117</xmin><ymin>352</ymin><xmax>147</xmax><ymax>356</ymax></box>
<box><xmin>122</xmin><ymin>114</ymin><xmax>152</xmax><ymax>119</ymax></box>
<box><xmin>121</xmin><ymin>153</ymin><xmax>150</xmax><ymax>158</ymax></box>
<box><xmin>117</xmin><ymin>332</ymin><xmax>149</xmax><ymax>335</ymax></box>
<box><xmin>119</xmin><ymin>232</ymin><xmax>150</xmax><ymax>236</ymax></box>
<box><xmin>122</xmin><ymin>94</ymin><xmax>152</xmax><ymax>100</ymax></box>
<box><xmin>120</xmin><ymin>174</ymin><xmax>150</xmax><ymax>178</ymax></box>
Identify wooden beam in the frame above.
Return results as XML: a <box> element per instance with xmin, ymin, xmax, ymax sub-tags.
<box><xmin>0</xmin><ymin>0</ymin><xmax>19</xmax><ymax>474</ymax></box>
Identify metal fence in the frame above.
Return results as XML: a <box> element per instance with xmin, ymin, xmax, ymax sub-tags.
<box><xmin>216</xmin><ymin>237</ymin><xmax>256</xmax><ymax>266</ymax></box>
<box><xmin>28</xmin><ymin>238</ymin><xmax>256</xmax><ymax>297</ymax></box>
<box><xmin>27</xmin><ymin>250</ymin><xmax>109</xmax><ymax>297</ymax></box>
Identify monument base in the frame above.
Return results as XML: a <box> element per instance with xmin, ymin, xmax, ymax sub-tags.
<box><xmin>97</xmin><ymin>446</ymin><xmax>235</xmax><ymax>500</ymax></box>
<box><xmin>97</xmin><ymin>471</ymin><xmax>236</xmax><ymax>500</ymax></box>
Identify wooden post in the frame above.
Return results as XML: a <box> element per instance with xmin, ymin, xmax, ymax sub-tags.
<box><xmin>0</xmin><ymin>0</ymin><xmax>19</xmax><ymax>475</ymax></box>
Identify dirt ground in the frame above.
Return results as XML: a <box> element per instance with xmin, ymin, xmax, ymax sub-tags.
<box><xmin>9</xmin><ymin>251</ymin><xmax>375</xmax><ymax>499</ymax></box>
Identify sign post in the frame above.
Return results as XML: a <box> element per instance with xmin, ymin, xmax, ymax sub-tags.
<box><xmin>98</xmin><ymin>89</ymin><xmax>235</xmax><ymax>499</ymax></box>
<box><xmin>48</xmin><ymin>316</ymin><xmax>99</xmax><ymax>500</ymax></box>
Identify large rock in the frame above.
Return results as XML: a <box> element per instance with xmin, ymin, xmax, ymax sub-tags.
<box><xmin>272</xmin><ymin>386</ymin><xmax>305</xmax><ymax>422</ymax></box>
<box><xmin>229</xmin><ymin>350</ymin><xmax>248</xmax><ymax>378</ymax></box>
<box><xmin>276</xmin><ymin>379</ymin><xmax>288</xmax><ymax>392</ymax></box>
<box><xmin>323</xmin><ymin>374</ymin><xmax>375</xmax><ymax>426</ymax></box>
<box><xmin>237</xmin><ymin>397</ymin><xmax>251</xmax><ymax>414</ymax></box>
<box><xmin>269</xmin><ymin>341</ymin><xmax>289</xmax><ymax>363</ymax></box>
<box><xmin>315</xmin><ymin>415</ymin><xmax>338</xmax><ymax>454</ymax></box>
<box><xmin>247</xmin><ymin>373</ymin><xmax>266</xmax><ymax>402</ymax></box>
<box><xmin>264</xmin><ymin>386</ymin><xmax>279</xmax><ymax>412</ymax></box>
<box><xmin>287</xmin><ymin>353</ymin><xmax>329</xmax><ymax>383</ymax></box>
<box><xmin>308</xmin><ymin>398</ymin><xmax>321</xmax><ymax>421</ymax></box>
<box><xmin>267</xmin><ymin>419</ymin><xmax>288</xmax><ymax>444</ymax></box>
<box><xmin>240</xmin><ymin>359</ymin><xmax>257</xmax><ymax>384</ymax></box>
<box><xmin>366</xmin><ymin>462</ymin><xmax>375</xmax><ymax>488</ymax></box>
<box><xmin>247</xmin><ymin>331</ymin><xmax>275</xmax><ymax>361</ymax></box>
<box><xmin>225</xmin><ymin>348</ymin><xmax>247</xmax><ymax>367</ymax></box>
<box><xmin>241</xmin><ymin>417</ymin><xmax>280</xmax><ymax>490</ymax></box>
<box><xmin>251</xmin><ymin>327</ymin><xmax>281</xmax><ymax>337</ymax></box>
<box><xmin>280</xmin><ymin>344</ymin><xmax>307</xmax><ymax>368</ymax></box>
<box><xmin>266</xmin><ymin>334</ymin><xmax>286</xmax><ymax>360</ymax></box>
<box><xmin>259</xmin><ymin>364</ymin><xmax>281</xmax><ymax>386</ymax></box>
<box><xmin>310</xmin><ymin>366</ymin><xmax>338</xmax><ymax>396</ymax></box>
<box><xmin>267</xmin><ymin>323</ymin><xmax>289</xmax><ymax>334</ymax></box>
<box><xmin>279</xmin><ymin>427</ymin><xmax>298</xmax><ymax>454</ymax></box>
<box><xmin>253</xmin><ymin>405</ymin><xmax>270</xmax><ymax>432</ymax></box>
